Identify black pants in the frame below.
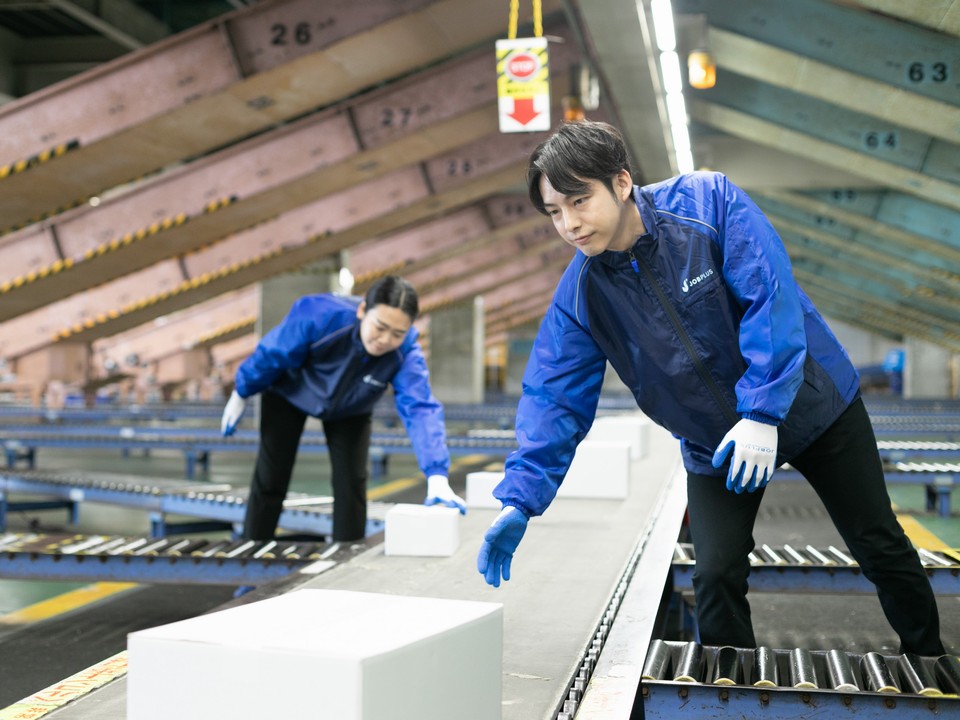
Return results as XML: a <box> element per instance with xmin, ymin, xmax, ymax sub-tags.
<box><xmin>686</xmin><ymin>398</ymin><xmax>944</xmax><ymax>655</ymax></box>
<box><xmin>242</xmin><ymin>391</ymin><xmax>372</xmax><ymax>543</ymax></box>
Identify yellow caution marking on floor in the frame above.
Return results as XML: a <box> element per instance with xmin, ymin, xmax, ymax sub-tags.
<box><xmin>896</xmin><ymin>513</ymin><xmax>949</xmax><ymax>551</ymax></box>
<box><xmin>367</xmin><ymin>454</ymin><xmax>496</xmax><ymax>501</ymax></box>
<box><xmin>368</xmin><ymin>477</ymin><xmax>420</xmax><ymax>500</ymax></box>
<box><xmin>0</xmin><ymin>582</ymin><xmax>137</xmax><ymax>625</ymax></box>
<box><xmin>0</xmin><ymin>650</ymin><xmax>127</xmax><ymax>719</ymax></box>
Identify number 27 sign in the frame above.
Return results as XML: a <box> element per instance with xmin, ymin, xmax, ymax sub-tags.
<box><xmin>496</xmin><ymin>37</ymin><xmax>551</xmax><ymax>133</ymax></box>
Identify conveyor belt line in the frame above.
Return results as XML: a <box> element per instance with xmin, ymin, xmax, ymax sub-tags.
<box><xmin>641</xmin><ymin>641</ymin><xmax>960</xmax><ymax>718</ymax></box>
<box><xmin>0</xmin><ymin>469</ymin><xmax>388</xmax><ymax>538</ymax></box>
<box><xmin>0</xmin><ymin>533</ymin><xmax>330</xmax><ymax>585</ymax></box>
<box><xmin>672</xmin><ymin>543</ymin><xmax>960</xmax><ymax>594</ymax></box>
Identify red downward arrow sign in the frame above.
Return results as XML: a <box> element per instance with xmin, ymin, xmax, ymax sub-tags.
<box><xmin>508</xmin><ymin>98</ymin><xmax>539</xmax><ymax>125</ymax></box>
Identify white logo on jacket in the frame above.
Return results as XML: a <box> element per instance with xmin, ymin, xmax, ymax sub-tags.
<box><xmin>363</xmin><ymin>374</ymin><xmax>387</xmax><ymax>388</ymax></box>
<box><xmin>681</xmin><ymin>268</ymin><xmax>715</xmax><ymax>293</ymax></box>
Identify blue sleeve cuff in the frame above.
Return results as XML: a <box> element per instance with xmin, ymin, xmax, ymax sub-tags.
<box><xmin>501</xmin><ymin>502</ymin><xmax>533</xmax><ymax>519</ymax></box>
<box><xmin>742</xmin><ymin>411</ymin><xmax>779</xmax><ymax>426</ymax></box>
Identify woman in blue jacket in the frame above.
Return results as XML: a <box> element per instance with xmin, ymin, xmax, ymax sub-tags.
<box><xmin>477</xmin><ymin>121</ymin><xmax>944</xmax><ymax>656</ymax></box>
<box><xmin>221</xmin><ymin>275</ymin><xmax>465</xmax><ymax>543</ymax></box>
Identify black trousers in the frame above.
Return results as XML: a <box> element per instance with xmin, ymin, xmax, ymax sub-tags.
<box><xmin>242</xmin><ymin>390</ymin><xmax>372</xmax><ymax>543</ymax></box>
<box><xmin>686</xmin><ymin>398</ymin><xmax>944</xmax><ymax>655</ymax></box>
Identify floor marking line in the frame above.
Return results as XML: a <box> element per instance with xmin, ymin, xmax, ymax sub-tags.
<box><xmin>896</xmin><ymin>513</ymin><xmax>949</xmax><ymax>551</ymax></box>
<box><xmin>0</xmin><ymin>582</ymin><xmax>138</xmax><ymax>625</ymax></box>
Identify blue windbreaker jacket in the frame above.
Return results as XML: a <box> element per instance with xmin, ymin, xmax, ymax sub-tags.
<box><xmin>496</xmin><ymin>172</ymin><xmax>860</xmax><ymax>517</ymax></box>
<box><xmin>234</xmin><ymin>293</ymin><xmax>450</xmax><ymax>478</ymax></box>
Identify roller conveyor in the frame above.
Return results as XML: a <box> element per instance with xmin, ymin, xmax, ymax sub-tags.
<box><xmin>0</xmin><ymin>532</ymin><xmax>336</xmax><ymax>585</ymax></box>
<box><xmin>640</xmin><ymin>640</ymin><xmax>960</xmax><ymax>718</ymax></box>
<box><xmin>0</xmin><ymin>425</ymin><xmax>517</xmax><ymax>478</ymax></box>
<box><xmin>0</xmin><ymin>468</ymin><xmax>389</xmax><ymax>538</ymax></box>
<box><xmin>671</xmin><ymin>542</ymin><xmax>960</xmax><ymax>594</ymax></box>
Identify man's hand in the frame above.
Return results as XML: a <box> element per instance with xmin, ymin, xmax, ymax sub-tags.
<box><xmin>477</xmin><ymin>506</ymin><xmax>528</xmax><ymax>588</ymax></box>
<box><xmin>424</xmin><ymin>475</ymin><xmax>467</xmax><ymax>514</ymax></box>
<box><xmin>712</xmin><ymin>418</ymin><xmax>778</xmax><ymax>493</ymax></box>
<box><xmin>220</xmin><ymin>390</ymin><xmax>247</xmax><ymax>436</ymax></box>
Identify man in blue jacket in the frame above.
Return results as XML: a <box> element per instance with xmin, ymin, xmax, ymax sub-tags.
<box><xmin>222</xmin><ymin>275</ymin><xmax>465</xmax><ymax>544</ymax></box>
<box><xmin>477</xmin><ymin>121</ymin><xmax>944</xmax><ymax>656</ymax></box>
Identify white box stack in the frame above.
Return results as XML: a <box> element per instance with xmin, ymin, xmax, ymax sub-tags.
<box><xmin>465</xmin><ymin>471</ymin><xmax>504</xmax><ymax>509</ymax></box>
<box><xmin>556</xmin><ymin>440</ymin><xmax>631</xmax><ymax>499</ymax></box>
<box><xmin>586</xmin><ymin>413</ymin><xmax>650</xmax><ymax>459</ymax></box>
<box><xmin>127</xmin><ymin>588</ymin><xmax>503</xmax><ymax>720</ymax></box>
<box><xmin>384</xmin><ymin>503</ymin><xmax>460</xmax><ymax>556</ymax></box>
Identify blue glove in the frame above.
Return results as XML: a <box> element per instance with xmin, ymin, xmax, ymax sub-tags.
<box><xmin>424</xmin><ymin>475</ymin><xmax>467</xmax><ymax>514</ymax></box>
<box><xmin>220</xmin><ymin>390</ymin><xmax>246</xmax><ymax>436</ymax></box>
<box><xmin>477</xmin><ymin>506</ymin><xmax>528</xmax><ymax>588</ymax></box>
<box><xmin>712</xmin><ymin>418</ymin><xmax>778</xmax><ymax>494</ymax></box>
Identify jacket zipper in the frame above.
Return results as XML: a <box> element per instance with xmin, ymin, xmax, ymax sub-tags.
<box><xmin>329</xmin><ymin>353</ymin><xmax>365</xmax><ymax>414</ymax></box>
<box><xmin>627</xmin><ymin>248</ymin><xmax>740</xmax><ymax>426</ymax></box>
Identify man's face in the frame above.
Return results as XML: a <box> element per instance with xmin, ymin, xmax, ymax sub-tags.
<box><xmin>539</xmin><ymin>170</ymin><xmax>636</xmax><ymax>256</ymax></box>
<box><xmin>357</xmin><ymin>302</ymin><xmax>412</xmax><ymax>356</ymax></box>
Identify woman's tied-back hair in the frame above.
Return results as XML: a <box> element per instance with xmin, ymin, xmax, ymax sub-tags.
<box><xmin>364</xmin><ymin>275</ymin><xmax>419</xmax><ymax>320</ymax></box>
<box><xmin>527</xmin><ymin>120</ymin><xmax>634</xmax><ymax>215</ymax></box>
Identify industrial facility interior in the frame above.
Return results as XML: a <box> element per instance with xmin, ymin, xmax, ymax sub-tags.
<box><xmin>0</xmin><ymin>0</ymin><xmax>959</xmax><ymax>718</ymax></box>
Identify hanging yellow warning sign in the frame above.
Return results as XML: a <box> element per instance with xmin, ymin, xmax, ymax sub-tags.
<box><xmin>496</xmin><ymin>37</ymin><xmax>550</xmax><ymax>133</ymax></box>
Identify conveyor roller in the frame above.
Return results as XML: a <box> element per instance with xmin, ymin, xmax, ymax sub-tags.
<box><xmin>672</xmin><ymin>542</ymin><xmax>960</xmax><ymax>594</ymax></box>
<box><xmin>641</xmin><ymin>640</ymin><xmax>960</xmax><ymax>718</ymax></box>
<box><xmin>0</xmin><ymin>531</ymin><xmax>336</xmax><ymax>585</ymax></box>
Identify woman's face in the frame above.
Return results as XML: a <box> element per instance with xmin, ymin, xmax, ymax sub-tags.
<box><xmin>357</xmin><ymin>301</ymin><xmax>413</xmax><ymax>356</ymax></box>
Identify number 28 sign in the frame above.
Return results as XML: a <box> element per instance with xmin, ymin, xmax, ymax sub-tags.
<box><xmin>496</xmin><ymin>37</ymin><xmax>551</xmax><ymax>133</ymax></box>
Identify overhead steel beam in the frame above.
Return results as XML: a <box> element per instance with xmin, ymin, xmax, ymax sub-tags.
<box><xmin>753</xmin><ymin>189</ymin><xmax>960</xmax><ymax>268</ymax></box>
<box><xmin>763</xmin><ymin>210</ymin><xmax>960</xmax><ymax>304</ymax></box>
<box><xmin>0</xmin><ymin>48</ymin><xmax>577</xmax><ymax>323</ymax></box>
<box><xmin>486</xmin><ymin>289</ymin><xmax>553</xmax><ymax>327</ymax></box>
<box><xmin>0</xmin><ymin>0</ymin><xmax>562</xmax><ymax>231</ymax></box>
<box><xmin>351</xmin><ymin>198</ymin><xmax>550</xmax><ymax>293</ymax></box>
<box><xmin>796</xmin><ymin>273</ymin><xmax>914</xmax><ymax>341</ymax></box>
<box><xmin>690</xmin><ymin>100</ymin><xmax>960</xmax><ymax>214</ymax></box>
<box><xmin>707</xmin><ymin>0</ymin><xmax>958</xmax><ymax>107</ymax></box>
<box><xmin>844</xmin><ymin>0</ymin><xmax>960</xmax><ymax>37</ymax></box>
<box><xmin>708</xmin><ymin>28</ymin><xmax>960</xmax><ymax>145</ymax></box>
<box><xmin>783</xmin><ymin>235</ymin><xmax>960</xmax><ymax>327</ymax></box>
<box><xmin>481</xmin><ymin>271</ymin><xmax>564</xmax><ymax>322</ymax></box>
<box><xmin>422</xmin><ymin>249</ymin><xmax>572</xmax><ymax>314</ymax></box>
<box><xmin>48</xmin><ymin>0</ymin><xmax>168</xmax><ymax>49</ymax></box>
<box><xmin>792</xmin><ymin>263</ymin><xmax>960</xmax><ymax>349</ymax></box>
<box><xmin>410</xmin><ymin>232</ymin><xmax>558</xmax><ymax>296</ymax></box>
<box><xmin>797</xmin><ymin>270</ymin><xmax>960</xmax><ymax>351</ymax></box>
<box><xmin>487</xmin><ymin>294</ymin><xmax>554</xmax><ymax>335</ymax></box>
<box><xmin>3</xmin><ymin>157</ymin><xmax>536</xmax><ymax>358</ymax></box>
<box><xmin>92</xmin><ymin>289</ymin><xmax>258</xmax><ymax>368</ymax></box>
<box><xmin>695</xmin><ymin>72</ymin><xmax>958</xmax><ymax>194</ymax></box>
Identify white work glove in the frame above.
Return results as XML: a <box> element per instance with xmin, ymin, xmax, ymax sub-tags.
<box><xmin>220</xmin><ymin>390</ymin><xmax>247</xmax><ymax>436</ymax></box>
<box><xmin>712</xmin><ymin>418</ymin><xmax>778</xmax><ymax>494</ymax></box>
<box><xmin>424</xmin><ymin>475</ymin><xmax>467</xmax><ymax>514</ymax></box>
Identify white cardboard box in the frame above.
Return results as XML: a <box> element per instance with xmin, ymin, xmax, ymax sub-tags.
<box><xmin>466</xmin><ymin>471</ymin><xmax>504</xmax><ymax>509</ymax></box>
<box><xmin>127</xmin><ymin>589</ymin><xmax>502</xmax><ymax>720</ymax></box>
<box><xmin>384</xmin><ymin>503</ymin><xmax>460</xmax><ymax>556</ymax></box>
<box><xmin>556</xmin><ymin>439</ymin><xmax>631</xmax><ymax>499</ymax></box>
<box><xmin>586</xmin><ymin>414</ymin><xmax>650</xmax><ymax>459</ymax></box>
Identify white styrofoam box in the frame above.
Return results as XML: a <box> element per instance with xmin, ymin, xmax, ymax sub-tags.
<box><xmin>384</xmin><ymin>503</ymin><xmax>460</xmax><ymax>556</ymax></box>
<box><xmin>556</xmin><ymin>440</ymin><xmax>631</xmax><ymax>499</ymax></box>
<box><xmin>466</xmin><ymin>471</ymin><xmax>504</xmax><ymax>509</ymax></box>
<box><xmin>127</xmin><ymin>589</ymin><xmax>502</xmax><ymax>720</ymax></box>
<box><xmin>586</xmin><ymin>414</ymin><xmax>650</xmax><ymax>459</ymax></box>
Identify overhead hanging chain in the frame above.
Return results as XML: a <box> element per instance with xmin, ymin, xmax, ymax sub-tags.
<box><xmin>508</xmin><ymin>0</ymin><xmax>543</xmax><ymax>39</ymax></box>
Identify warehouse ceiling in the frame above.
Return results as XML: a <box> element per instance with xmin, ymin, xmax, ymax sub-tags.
<box><xmin>0</xmin><ymin>0</ymin><xmax>957</xmax><ymax>378</ymax></box>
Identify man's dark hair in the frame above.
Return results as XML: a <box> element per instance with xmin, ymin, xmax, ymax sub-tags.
<box><xmin>364</xmin><ymin>275</ymin><xmax>419</xmax><ymax>320</ymax></box>
<box><xmin>527</xmin><ymin>120</ymin><xmax>634</xmax><ymax>215</ymax></box>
